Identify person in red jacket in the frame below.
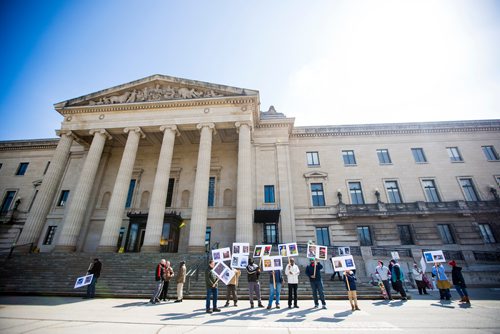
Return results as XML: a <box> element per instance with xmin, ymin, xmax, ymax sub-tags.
<box><xmin>150</xmin><ymin>259</ymin><xmax>166</xmax><ymax>304</ymax></box>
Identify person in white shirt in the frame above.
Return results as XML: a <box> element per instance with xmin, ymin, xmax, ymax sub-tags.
<box><xmin>285</xmin><ymin>258</ymin><xmax>300</xmax><ymax>308</ymax></box>
<box><xmin>375</xmin><ymin>260</ymin><xmax>392</xmax><ymax>300</ymax></box>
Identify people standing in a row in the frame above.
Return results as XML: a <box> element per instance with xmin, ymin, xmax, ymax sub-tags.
<box><xmin>175</xmin><ymin>261</ymin><xmax>186</xmax><ymax>303</ymax></box>
<box><xmin>246</xmin><ymin>258</ymin><xmax>264</xmax><ymax>308</ymax></box>
<box><xmin>374</xmin><ymin>261</ymin><xmax>392</xmax><ymax>300</ymax></box>
<box><xmin>150</xmin><ymin>259</ymin><xmax>166</xmax><ymax>304</ymax></box>
<box><xmin>205</xmin><ymin>260</ymin><xmax>221</xmax><ymax>313</ymax></box>
<box><xmin>159</xmin><ymin>261</ymin><xmax>174</xmax><ymax>301</ymax></box>
<box><xmin>306</xmin><ymin>259</ymin><xmax>327</xmax><ymax>309</ymax></box>
<box><xmin>285</xmin><ymin>258</ymin><xmax>300</xmax><ymax>308</ymax></box>
<box><xmin>225</xmin><ymin>267</ymin><xmax>241</xmax><ymax>307</ymax></box>
<box><xmin>344</xmin><ymin>270</ymin><xmax>360</xmax><ymax>311</ymax></box>
<box><xmin>412</xmin><ymin>263</ymin><xmax>428</xmax><ymax>295</ymax></box>
<box><xmin>390</xmin><ymin>259</ymin><xmax>408</xmax><ymax>300</ymax></box>
<box><xmin>449</xmin><ymin>260</ymin><xmax>470</xmax><ymax>304</ymax></box>
<box><xmin>432</xmin><ymin>262</ymin><xmax>452</xmax><ymax>300</ymax></box>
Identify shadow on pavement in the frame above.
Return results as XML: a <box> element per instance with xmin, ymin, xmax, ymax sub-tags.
<box><xmin>0</xmin><ymin>296</ymin><xmax>84</xmax><ymax>306</ymax></box>
<box><xmin>114</xmin><ymin>301</ymin><xmax>150</xmax><ymax>308</ymax></box>
<box><xmin>315</xmin><ymin>316</ymin><xmax>345</xmax><ymax>323</ymax></box>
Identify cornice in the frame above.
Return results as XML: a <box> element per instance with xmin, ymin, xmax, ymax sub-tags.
<box><xmin>58</xmin><ymin>96</ymin><xmax>258</xmax><ymax>115</ymax></box>
<box><xmin>0</xmin><ymin>139</ymin><xmax>59</xmax><ymax>151</ymax></box>
<box><xmin>291</xmin><ymin>120</ymin><xmax>500</xmax><ymax>138</ymax></box>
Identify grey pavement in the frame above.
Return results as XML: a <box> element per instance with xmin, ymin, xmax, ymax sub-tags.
<box><xmin>1</xmin><ymin>288</ymin><xmax>500</xmax><ymax>334</ymax></box>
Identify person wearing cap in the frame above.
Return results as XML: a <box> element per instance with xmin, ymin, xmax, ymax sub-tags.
<box><xmin>175</xmin><ymin>261</ymin><xmax>186</xmax><ymax>303</ymax></box>
<box><xmin>305</xmin><ymin>259</ymin><xmax>327</xmax><ymax>309</ymax></box>
<box><xmin>84</xmin><ymin>258</ymin><xmax>102</xmax><ymax>299</ymax></box>
<box><xmin>449</xmin><ymin>260</ymin><xmax>470</xmax><ymax>304</ymax></box>
<box><xmin>246</xmin><ymin>258</ymin><xmax>264</xmax><ymax>308</ymax></box>
<box><xmin>343</xmin><ymin>270</ymin><xmax>360</xmax><ymax>311</ymax></box>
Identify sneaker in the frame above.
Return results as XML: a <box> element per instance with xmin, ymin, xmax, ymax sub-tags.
<box><xmin>288</xmin><ymin>305</ymin><xmax>292</xmax><ymax>309</ymax></box>
<box><xmin>206</xmin><ymin>309</ymin><xmax>212</xmax><ymax>314</ymax></box>
<box><xmin>258</xmin><ymin>303</ymin><xmax>264</xmax><ymax>308</ymax></box>
<box><xmin>294</xmin><ymin>305</ymin><xmax>299</xmax><ymax>308</ymax></box>
<box><xmin>174</xmin><ymin>300</ymin><xmax>181</xmax><ymax>303</ymax></box>
<box><xmin>355</xmin><ymin>306</ymin><xmax>361</xmax><ymax>311</ymax></box>
<box><xmin>213</xmin><ymin>308</ymin><xmax>221</xmax><ymax>312</ymax></box>
<box><xmin>266</xmin><ymin>306</ymin><xmax>272</xmax><ymax>310</ymax></box>
<box><xmin>322</xmin><ymin>305</ymin><xmax>327</xmax><ymax>309</ymax></box>
<box><xmin>313</xmin><ymin>305</ymin><xmax>319</xmax><ymax>308</ymax></box>
<box><xmin>276</xmin><ymin>305</ymin><xmax>280</xmax><ymax>309</ymax></box>
<box><xmin>250</xmin><ymin>303</ymin><xmax>254</xmax><ymax>308</ymax></box>
<box><xmin>224</xmin><ymin>302</ymin><xmax>230</xmax><ymax>307</ymax></box>
<box><xmin>234</xmin><ymin>303</ymin><xmax>237</xmax><ymax>307</ymax></box>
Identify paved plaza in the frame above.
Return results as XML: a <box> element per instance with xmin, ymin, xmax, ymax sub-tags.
<box><xmin>1</xmin><ymin>289</ymin><xmax>499</xmax><ymax>334</ymax></box>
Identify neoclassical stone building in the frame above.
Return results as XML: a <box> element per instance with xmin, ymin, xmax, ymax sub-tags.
<box><xmin>1</xmin><ymin>75</ymin><xmax>499</xmax><ymax>278</ymax></box>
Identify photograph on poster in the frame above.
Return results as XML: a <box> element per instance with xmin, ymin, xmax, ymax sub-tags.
<box><xmin>254</xmin><ymin>246</ymin><xmax>263</xmax><ymax>257</ymax></box>
<box><xmin>391</xmin><ymin>251</ymin><xmax>400</xmax><ymax>260</ymax></box>
<box><xmin>84</xmin><ymin>275</ymin><xmax>93</xmax><ymax>284</ymax></box>
<box><xmin>243</xmin><ymin>245</ymin><xmax>249</xmax><ymax>254</ymax></box>
<box><xmin>233</xmin><ymin>245</ymin><xmax>240</xmax><ymax>254</ymax></box>
<box><xmin>232</xmin><ymin>243</ymin><xmax>250</xmax><ymax>255</ymax></box>
<box><xmin>263</xmin><ymin>258</ymin><xmax>272</xmax><ymax>270</ymax></box>
<box><xmin>307</xmin><ymin>245</ymin><xmax>316</xmax><ymax>258</ymax></box>
<box><xmin>222</xmin><ymin>248</ymin><xmax>231</xmax><ymax>260</ymax></box>
<box><xmin>262</xmin><ymin>256</ymin><xmax>283</xmax><ymax>271</ymax></box>
<box><xmin>423</xmin><ymin>250</ymin><xmax>446</xmax><ymax>263</ymax></box>
<box><xmin>287</xmin><ymin>243</ymin><xmax>299</xmax><ymax>256</ymax></box>
<box><xmin>214</xmin><ymin>262</ymin><xmax>225</xmax><ymax>275</ymax></box>
<box><xmin>274</xmin><ymin>258</ymin><xmax>282</xmax><ymax>268</ymax></box>
<box><xmin>220</xmin><ymin>269</ymin><xmax>235</xmax><ymax>285</ymax></box>
<box><xmin>263</xmin><ymin>245</ymin><xmax>272</xmax><ymax>256</ymax></box>
<box><xmin>318</xmin><ymin>246</ymin><xmax>328</xmax><ymax>260</ymax></box>
<box><xmin>230</xmin><ymin>255</ymin><xmax>249</xmax><ymax>269</ymax></box>
<box><xmin>213</xmin><ymin>251</ymin><xmax>221</xmax><ymax>261</ymax></box>
<box><xmin>278</xmin><ymin>244</ymin><xmax>288</xmax><ymax>257</ymax></box>
<box><xmin>239</xmin><ymin>256</ymin><xmax>248</xmax><ymax>268</ymax></box>
<box><xmin>331</xmin><ymin>255</ymin><xmax>356</xmax><ymax>272</ymax></box>
<box><xmin>424</xmin><ymin>252</ymin><xmax>433</xmax><ymax>262</ymax></box>
<box><xmin>231</xmin><ymin>256</ymin><xmax>238</xmax><ymax>267</ymax></box>
<box><xmin>74</xmin><ymin>277</ymin><xmax>84</xmax><ymax>289</ymax></box>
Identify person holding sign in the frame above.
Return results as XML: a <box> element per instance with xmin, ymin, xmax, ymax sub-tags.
<box><xmin>267</xmin><ymin>269</ymin><xmax>283</xmax><ymax>309</ymax></box>
<box><xmin>285</xmin><ymin>258</ymin><xmax>300</xmax><ymax>308</ymax></box>
<box><xmin>343</xmin><ymin>270</ymin><xmax>360</xmax><ymax>311</ymax></box>
<box><xmin>246</xmin><ymin>258</ymin><xmax>264</xmax><ymax>308</ymax></box>
<box><xmin>305</xmin><ymin>259</ymin><xmax>327</xmax><ymax>309</ymax></box>
<box><xmin>84</xmin><ymin>258</ymin><xmax>102</xmax><ymax>299</ymax></box>
<box><xmin>205</xmin><ymin>260</ymin><xmax>221</xmax><ymax>313</ymax></box>
<box><xmin>224</xmin><ymin>267</ymin><xmax>241</xmax><ymax>307</ymax></box>
<box><xmin>431</xmin><ymin>262</ymin><xmax>451</xmax><ymax>301</ymax></box>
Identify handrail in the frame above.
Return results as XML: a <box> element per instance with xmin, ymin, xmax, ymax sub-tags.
<box><xmin>185</xmin><ymin>256</ymin><xmax>208</xmax><ymax>295</ymax></box>
<box><xmin>1</xmin><ymin>243</ymin><xmax>34</xmax><ymax>259</ymax></box>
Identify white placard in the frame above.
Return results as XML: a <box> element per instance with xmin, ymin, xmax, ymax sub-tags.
<box><xmin>253</xmin><ymin>244</ymin><xmax>272</xmax><ymax>258</ymax></box>
<box><xmin>212</xmin><ymin>247</ymin><xmax>231</xmax><ymax>262</ymax></box>
<box><xmin>337</xmin><ymin>247</ymin><xmax>350</xmax><ymax>256</ymax></box>
<box><xmin>278</xmin><ymin>244</ymin><xmax>288</xmax><ymax>257</ymax></box>
<box><xmin>262</xmin><ymin>256</ymin><xmax>283</xmax><ymax>271</ymax></box>
<box><xmin>231</xmin><ymin>254</ymin><xmax>249</xmax><ymax>269</ymax></box>
<box><xmin>420</xmin><ymin>256</ymin><xmax>427</xmax><ymax>273</ymax></box>
<box><xmin>232</xmin><ymin>243</ymin><xmax>250</xmax><ymax>255</ymax></box>
<box><xmin>391</xmin><ymin>251</ymin><xmax>400</xmax><ymax>260</ymax></box>
<box><xmin>74</xmin><ymin>274</ymin><xmax>93</xmax><ymax>289</ymax></box>
<box><xmin>287</xmin><ymin>243</ymin><xmax>299</xmax><ymax>257</ymax></box>
<box><xmin>212</xmin><ymin>261</ymin><xmax>235</xmax><ymax>285</ymax></box>
<box><xmin>331</xmin><ymin>255</ymin><xmax>356</xmax><ymax>272</ymax></box>
<box><xmin>423</xmin><ymin>250</ymin><xmax>446</xmax><ymax>263</ymax></box>
<box><xmin>307</xmin><ymin>244</ymin><xmax>328</xmax><ymax>260</ymax></box>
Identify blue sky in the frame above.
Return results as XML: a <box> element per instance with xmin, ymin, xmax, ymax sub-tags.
<box><xmin>1</xmin><ymin>0</ymin><xmax>499</xmax><ymax>140</ymax></box>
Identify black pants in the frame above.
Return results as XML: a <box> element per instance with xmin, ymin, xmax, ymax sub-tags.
<box><xmin>160</xmin><ymin>280</ymin><xmax>170</xmax><ymax>300</ymax></box>
<box><xmin>288</xmin><ymin>284</ymin><xmax>298</xmax><ymax>307</ymax></box>
<box><xmin>393</xmin><ymin>280</ymin><xmax>407</xmax><ymax>298</ymax></box>
<box><xmin>330</xmin><ymin>271</ymin><xmax>341</xmax><ymax>281</ymax></box>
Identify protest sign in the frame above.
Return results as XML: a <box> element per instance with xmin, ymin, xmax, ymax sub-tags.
<box><xmin>307</xmin><ymin>244</ymin><xmax>328</xmax><ymax>260</ymax></box>
<box><xmin>74</xmin><ymin>274</ymin><xmax>93</xmax><ymax>289</ymax></box>
<box><xmin>423</xmin><ymin>250</ymin><xmax>446</xmax><ymax>263</ymax></box>
<box><xmin>212</xmin><ymin>261</ymin><xmax>235</xmax><ymax>285</ymax></box>
<box><xmin>331</xmin><ymin>255</ymin><xmax>356</xmax><ymax>272</ymax></box>
<box><xmin>212</xmin><ymin>247</ymin><xmax>231</xmax><ymax>262</ymax></box>
<box><xmin>253</xmin><ymin>244</ymin><xmax>272</xmax><ymax>258</ymax></box>
<box><xmin>232</xmin><ymin>242</ymin><xmax>250</xmax><ymax>255</ymax></box>
<box><xmin>261</xmin><ymin>256</ymin><xmax>283</xmax><ymax>271</ymax></box>
<box><xmin>231</xmin><ymin>254</ymin><xmax>249</xmax><ymax>269</ymax></box>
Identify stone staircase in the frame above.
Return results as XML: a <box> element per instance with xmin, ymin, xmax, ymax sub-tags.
<box><xmin>0</xmin><ymin>252</ymin><xmax>386</xmax><ymax>300</ymax></box>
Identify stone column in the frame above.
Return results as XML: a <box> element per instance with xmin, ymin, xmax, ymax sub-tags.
<box><xmin>54</xmin><ymin>129</ymin><xmax>112</xmax><ymax>252</ymax></box>
<box><xmin>188</xmin><ymin>123</ymin><xmax>215</xmax><ymax>253</ymax></box>
<box><xmin>235</xmin><ymin>122</ymin><xmax>253</xmax><ymax>244</ymax></box>
<box><xmin>276</xmin><ymin>142</ymin><xmax>296</xmax><ymax>242</ymax></box>
<box><xmin>98</xmin><ymin>127</ymin><xmax>144</xmax><ymax>252</ymax></box>
<box><xmin>141</xmin><ymin>125</ymin><xmax>178</xmax><ymax>252</ymax></box>
<box><xmin>17</xmin><ymin>131</ymin><xmax>75</xmax><ymax>245</ymax></box>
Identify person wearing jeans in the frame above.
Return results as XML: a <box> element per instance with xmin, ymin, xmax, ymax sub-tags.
<box><xmin>205</xmin><ymin>260</ymin><xmax>220</xmax><ymax>313</ymax></box>
<box><xmin>305</xmin><ymin>259</ymin><xmax>327</xmax><ymax>309</ymax></box>
<box><xmin>449</xmin><ymin>260</ymin><xmax>470</xmax><ymax>304</ymax></box>
<box><xmin>267</xmin><ymin>269</ymin><xmax>283</xmax><ymax>309</ymax></box>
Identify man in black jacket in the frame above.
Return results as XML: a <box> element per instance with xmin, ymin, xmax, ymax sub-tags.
<box><xmin>85</xmin><ymin>258</ymin><xmax>102</xmax><ymax>299</ymax></box>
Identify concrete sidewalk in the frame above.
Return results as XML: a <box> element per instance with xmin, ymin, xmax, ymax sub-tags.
<box><xmin>1</xmin><ymin>288</ymin><xmax>500</xmax><ymax>333</ymax></box>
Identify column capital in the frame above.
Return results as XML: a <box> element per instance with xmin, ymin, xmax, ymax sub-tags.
<box><xmin>55</xmin><ymin>129</ymin><xmax>73</xmax><ymax>138</ymax></box>
<box><xmin>160</xmin><ymin>125</ymin><xmax>180</xmax><ymax>136</ymax></box>
<box><xmin>124</xmin><ymin>127</ymin><xmax>146</xmax><ymax>138</ymax></box>
<box><xmin>89</xmin><ymin>128</ymin><xmax>113</xmax><ymax>140</ymax></box>
<box><xmin>235</xmin><ymin>121</ymin><xmax>253</xmax><ymax>133</ymax></box>
<box><xmin>196</xmin><ymin>122</ymin><xmax>217</xmax><ymax>135</ymax></box>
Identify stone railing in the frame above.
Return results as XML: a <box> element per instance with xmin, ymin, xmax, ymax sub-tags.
<box><xmin>473</xmin><ymin>251</ymin><xmax>500</xmax><ymax>262</ymax></box>
<box><xmin>371</xmin><ymin>247</ymin><xmax>412</xmax><ymax>258</ymax></box>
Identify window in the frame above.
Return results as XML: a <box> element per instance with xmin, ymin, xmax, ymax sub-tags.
<box><xmin>437</xmin><ymin>224</ymin><xmax>455</xmax><ymax>244</ymax></box>
<box><xmin>205</xmin><ymin>226</ymin><xmax>212</xmax><ymax>251</ymax></box>
<box><xmin>377</xmin><ymin>149</ymin><xmax>392</xmax><ymax>164</ymax></box>
<box><xmin>478</xmin><ymin>224</ymin><xmax>496</xmax><ymax>243</ymax></box>
<box><xmin>125</xmin><ymin>179</ymin><xmax>136</xmax><ymax>208</ymax></box>
<box><xmin>342</xmin><ymin>150</ymin><xmax>356</xmax><ymax>165</ymax></box>
<box><xmin>311</xmin><ymin>183</ymin><xmax>325</xmax><ymax>207</ymax></box>
<box><xmin>411</xmin><ymin>148</ymin><xmax>427</xmax><ymax>163</ymax></box>
<box><xmin>447</xmin><ymin>147</ymin><xmax>463</xmax><ymax>162</ymax></box>
<box><xmin>398</xmin><ymin>225</ymin><xmax>414</xmax><ymax>245</ymax></box>
<box><xmin>165</xmin><ymin>178</ymin><xmax>175</xmax><ymax>207</ymax></box>
<box><xmin>316</xmin><ymin>227</ymin><xmax>331</xmax><ymax>246</ymax></box>
<box><xmin>43</xmin><ymin>161</ymin><xmax>51</xmax><ymax>175</ymax></box>
<box><xmin>16</xmin><ymin>162</ymin><xmax>29</xmax><ymax>175</ymax></box>
<box><xmin>208</xmin><ymin>177</ymin><xmax>215</xmax><ymax>207</ymax></box>
<box><xmin>348</xmin><ymin>182</ymin><xmax>365</xmax><ymax>204</ymax></box>
<box><xmin>306</xmin><ymin>152</ymin><xmax>320</xmax><ymax>166</ymax></box>
<box><xmin>422</xmin><ymin>179</ymin><xmax>441</xmax><ymax>202</ymax></box>
<box><xmin>482</xmin><ymin>146</ymin><xmax>499</xmax><ymax>161</ymax></box>
<box><xmin>43</xmin><ymin>226</ymin><xmax>57</xmax><ymax>245</ymax></box>
<box><xmin>57</xmin><ymin>190</ymin><xmax>70</xmax><ymax>207</ymax></box>
<box><xmin>1</xmin><ymin>191</ymin><xmax>17</xmax><ymax>214</ymax></box>
<box><xmin>264</xmin><ymin>223</ymin><xmax>278</xmax><ymax>244</ymax></box>
<box><xmin>264</xmin><ymin>185</ymin><xmax>275</xmax><ymax>203</ymax></box>
<box><xmin>357</xmin><ymin>226</ymin><xmax>373</xmax><ymax>246</ymax></box>
<box><xmin>459</xmin><ymin>178</ymin><xmax>479</xmax><ymax>201</ymax></box>
<box><xmin>385</xmin><ymin>180</ymin><xmax>402</xmax><ymax>203</ymax></box>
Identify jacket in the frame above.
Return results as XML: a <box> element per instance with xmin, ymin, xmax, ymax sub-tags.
<box><xmin>228</xmin><ymin>269</ymin><xmax>241</xmax><ymax>286</ymax></box>
<box><xmin>246</xmin><ymin>263</ymin><xmax>260</xmax><ymax>282</ymax></box>
<box><xmin>164</xmin><ymin>266</ymin><xmax>174</xmax><ymax>281</ymax></box>
<box><xmin>431</xmin><ymin>264</ymin><xmax>448</xmax><ymax>281</ymax></box>
<box><xmin>451</xmin><ymin>266</ymin><xmax>467</xmax><ymax>288</ymax></box>
<box><xmin>285</xmin><ymin>263</ymin><xmax>300</xmax><ymax>284</ymax></box>
<box><xmin>412</xmin><ymin>267</ymin><xmax>423</xmax><ymax>281</ymax></box>
<box><xmin>305</xmin><ymin>262</ymin><xmax>323</xmax><ymax>281</ymax></box>
<box><xmin>390</xmin><ymin>264</ymin><xmax>404</xmax><ymax>283</ymax></box>
<box><xmin>176</xmin><ymin>265</ymin><xmax>186</xmax><ymax>284</ymax></box>
<box><xmin>375</xmin><ymin>265</ymin><xmax>390</xmax><ymax>281</ymax></box>
<box><xmin>205</xmin><ymin>266</ymin><xmax>218</xmax><ymax>289</ymax></box>
<box><xmin>88</xmin><ymin>260</ymin><xmax>102</xmax><ymax>278</ymax></box>
<box><xmin>155</xmin><ymin>263</ymin><xmax>166</xmax><ymax>281</ymax></box>
<box><xmin>344</xmin><ymin>273</ymin><xmax>357</xmax><ymax>291</ymax></box>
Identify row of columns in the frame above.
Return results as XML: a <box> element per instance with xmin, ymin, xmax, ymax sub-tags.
<box><xmin>19</xmin><ymin>121</ymin><xmax>254</xmax><ymax>253</ymax></box>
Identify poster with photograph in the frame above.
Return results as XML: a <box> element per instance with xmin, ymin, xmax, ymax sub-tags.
<box><xmin>278</xmin><ymin>244</ymin><xmax>288</xmax><ymax>257</ymax></box>
<box><xmin>331</xmin><ymin>255</ymin><xmax>356</xmax><ymax>272</ymax></box>
<box><xmin>212</xmin><ymin>261</ymin><xmax>235</xmax><ymax>285</ymax></box>
<box><xmin>231</xmin><ymin>254</ymin><xmax>249</xmax><ymax>269</ymax></box>
<box><xmin>212</xmin><ymin>247</ymin><xmax>231</xmax><ymax>262</ymax></box>
<box><xmin>307</xmin><ymin>244</ymin><xmax>328</xmax><ymax>260</ymax></box>
<box><xmin>337</xmin><ymin>247</ymin><xmax>350</xmax><ymax>256</ymax></box>
<box><xmin>391</xmin><ymin>251</ymin><xmax>400</xmax><ymax>260</ymax></box>
<box><xmin>287</xmin><ymin>243</ymin><xmax>299</xmax><ymax>257</ymax></box>
<box><xmin>232</xmin><ymin>242</ymin><xmax>250</xmax><ymax>255</ymax></box>
<box><xmin>220</xmin><ymin>268</ymin><xmax>235</xmax><ymax>285</ymax></box>
<box><xmin>423</xmin><ymin>250</ymin><xmax>446</xmax><ymax>263</ymax></box>
<box><xmin>74</xmin><ymin>274</ymin><xmax>93</xmax><ymax>289</ymax></box>
<box><xmin>253</xmin><ymin>244</ymin><xmax>271</xmax><ymax>258</ymax></box>
<box><xmin>261</xmin><ymin>256</ymin><xmax>283</xmax><ymax>271</ymax></box>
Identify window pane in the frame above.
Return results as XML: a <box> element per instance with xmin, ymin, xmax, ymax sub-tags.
<box><xmin>43</xmin><ymin>226</ymin><xmax>57</xmax><ymax>245</ymax></box>
<box><xmin>307</xmin><ymin>152</ymin><xmax>320</xmax><ymax>166</ymax></box>
<box><xmin>447</xmin><ymin>147</ymin><xmax>463</xmax><ymax>162</ymax></box>
<box><xmin>377</xmin><ymin>149</ymin><xmax>392</xmax><ymax>164</ymax></box>
<box><xmin>1</xmin><ymin>191</ymin><xmax>16</xmax><ymax>213</ymax></box>
<box><xmin>422</xmin><ymin>179</ymin><xmax>441</xmax><ymax>202</ymax></box>
<box><xmin>315</xmin><ymin>227</ymin><xmax>330</xmax><ymax>246</ymax></box>
<box><xmin>165</xmin><ymin>178</ymin><xmax>175</xmax><ymax>207</ymax></box>
<box><xmin>125</xmin><ymin>179</ymin><xmax>136</xmax><ymax>208</ymax></box>
<box><xmin>342</xmin><ymin>150</ymin><xmax>356</xmax><ymax>165</ymax></box>
<box><xmin>411</xmin><ymin>148</ymin><xmax>427</xmax><ymax>163</ymax></box>
<box><xmin>264</xmin><ymin>185</ymin><xmax>275</xmax><ymax>203</ymax></box>
<box><xmin>311</xmin><ymin>183</ymin><xmax>325</xmax><ymax>206</ymax></box>
<box><xmin>265</xmin><ymin>223</ymin><xmax>278</xmax><ymax>244</ymax></box>
<box><xmin>479</xmin><ymin>224</ymin><xmax>496</xmax><ymax>243</ymax></box>
<box><xmin>482</xmin><ymin>146</ymin><xmax>499</xmax><ymax>161</ymax></box>
<box><xmin>16</xmin><ymin>162</ymin><xmax>29</xmax><ymax>175</ymax></box>
<box><xmin>349</xmin><ymin>182</ymin><xmax>365</xmax><ymax>204</ymax></box>
<box><xmin>385</xmin><ymin>181</ymin><xmax>402</xmax><ymax>203</ymax></box>
<box><xmin>57</xmin><ymin>190</ymin><xmax>70</xmax><ymax>207</ymax></box>
<box><xmin>437</xmin><ymin>224</ymin><xmax>455</xmax><ymax>244</ymax></box>
<box><xmin>398</xmin><ymin>225</ymin><xmax>414</xmax><ymax>245</ymax></box>
<box><xmin>460</xmin><ymin>178</ymin><xmax>479</xmax><ymax>201</ymax></box>
<box><xmin>208</xmin><ymin>177</ymin><xmax>215</xmax><ymax>207</ymax></box>
<box><xmin>357</xmin><ymin>226</ymin><xmax>372</xmax><ymax>246</ymax></box>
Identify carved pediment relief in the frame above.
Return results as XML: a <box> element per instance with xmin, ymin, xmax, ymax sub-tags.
<box><xmin>58</xmin><ymin>74</ymin><xmax>258</xmax><ymax>108</ymax></box>
<box><xmin>303</xmin><ymin>171</ymin><xmax>328</xmax><ymax>179</ymax></box>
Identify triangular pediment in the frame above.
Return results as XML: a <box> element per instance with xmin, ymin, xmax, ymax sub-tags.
<box><xmin>303</xmin><ymin>171</ymin><xmax>328</xmax><ymax>179</ymax></box>
<box><xmin>55</xmin><ymin>74</ymin><xmax>258</xmax><ymax>109</ymax></box>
